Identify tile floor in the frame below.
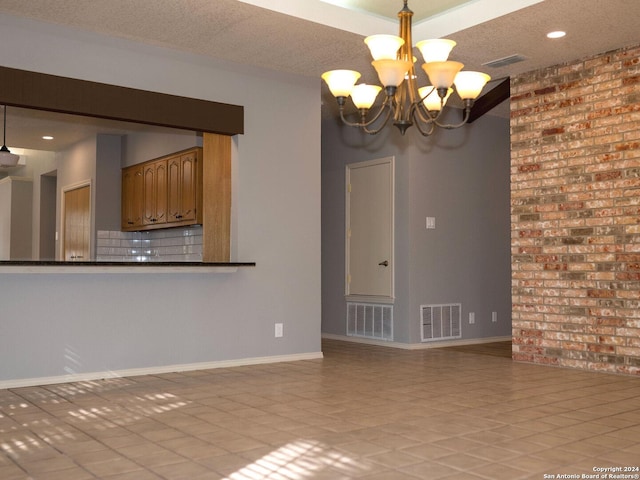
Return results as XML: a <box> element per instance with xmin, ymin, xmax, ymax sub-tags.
<box><xmin>1</xmin><ymin>339</ymin><xmax>639</xmax><ymax>479</ymax></box>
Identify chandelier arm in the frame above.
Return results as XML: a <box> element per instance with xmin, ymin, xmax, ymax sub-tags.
<box><xmin>338</xmin><ymin>107</ymin><xmax>367</xmax><ymax>128</ymax></box>
<box><xmin>359</xmin><ymin>100</ymin><xmax>393</xmax><ymax>128</ymax></box>
<box><xmin>433</xmin><ymin>106</ymin><xmax>472</xmax><ymax>129</ymax></box>
<box><xmin>338</xmin><ymin>99</ymin><xmax>393</xmax><ymax>129</ymax></box>
<box><xmin>412</xmin><ymin>100</ymin><xmax>440</xmax><ymax>125</ymax></box>
<box><xmin>362</xmin><ymin>106</ymin><xmax>395</xmax><ymax>135</ymax></box>
<box><xmin>410</xmin><ymin>106</ymin><xmax>437</xmax><ymax>136</ymax></box>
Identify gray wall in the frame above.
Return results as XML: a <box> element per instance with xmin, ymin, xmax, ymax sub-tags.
<box><xmin>95</xmin><ymin>134</ymin><xmax>123</xmax><ymax>233</ymax></box>
<box><xmin>0</xmin><ymin>14</ymin><xmax>321</xmax><ymax>384</ymax></box>
<box><xmin>321</xmin><ymin>110</ymin><xmax>511</xmax><ymax>344</ymax></box>
<box><xmin>122</xmin><ymin>131</ymin><xmax>202</xmax><ymax>168</ymax></box>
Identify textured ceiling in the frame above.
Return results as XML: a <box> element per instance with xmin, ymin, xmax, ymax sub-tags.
<box><xmin>0</xmin><ymin>0</ymin><xmax>639</xmax><ymax>150</ymax></box>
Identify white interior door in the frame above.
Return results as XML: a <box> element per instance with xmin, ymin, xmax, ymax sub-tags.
<box><xmin>346</xmin><ymin>157</ymin><xmax>394</xmax><ymax>300</ymax></box>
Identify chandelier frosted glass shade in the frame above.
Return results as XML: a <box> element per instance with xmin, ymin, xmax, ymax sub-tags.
<box><xmin>364</xmin><ymin>35</ymin><xmax>405</xmax><ymax>60</ymax></box>
<box><xmin>422</xmin><ymin>61</ymin><xmax>464</xmax><ymax>90</ymax></box>
<box><xmin>372</xmin><ymin>59</ymin><xmax>413</xmax><ymax>88</ymax></box>
<box><xmin>351</xmin><ymin>84</ymin><xmax>382</xmax><ymax>109</ymax></box>
<box><xmin>454</xmin><ymin>71</ymin><xmax>491</xmax><ymax>100</ymax></box>
<box><xmin>416</xmin><ymin>39</ymin><xmax>456</xmax><ymax>63</ymax></box>
<box><xmin>321</xmin><ymin>70</ymin><xmax>361</xmax><ymax>98</ymax></box>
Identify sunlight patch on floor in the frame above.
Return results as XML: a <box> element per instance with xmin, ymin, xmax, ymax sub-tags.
<box><xmin>225</xmin><ymin>439</ymin><xmax>370</xmax><ymax>479</ymax></box>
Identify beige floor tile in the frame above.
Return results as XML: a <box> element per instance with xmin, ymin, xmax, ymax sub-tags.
<box><xmin>21</xmin><ymin>454</ymin><xmax>78</xmax><ymax>474</ymax></box>
<box><xmin>467</xmin><ymin>444</ymin><xmax>520</xmax><ymax>463</ymax></box>
<box><xmin>592</xmin><ymin>448</ymin><xmax>640</xmax><ymax>464</ymax></box>
<box><xmin>101</xmin><ymin>470</ymin><xmax>164</xmax><ymax>480</ymax></box>
<box><xmin>151</xmin><ymin>460</ymin><xmax>214</xmax><ymax>479</ymax></box>
<box><xmin>82</xmin><ymin>457</ymin><xmax>144</xmax><ymax>477</ymax></box>
<box><xmin>360</xmin><ymin>470</ymin><xmax>423</xmax><ymax>479</ymax></box>
<box><xmin>0</xmin><ymin>464</ymin><xmax>32</xmax><ymax>480</ymax></box>
<box><xmin>366</xmin><ymin>449</ymin><xmax>424</xmax><ymax>469</ymax></box>
<box><xmin>470</xmin><ymin>462</ymin><xmax>530</xmax><ymax>480</ymax></box>
<box><xmin>400</xmin><ymin>443</ymin><xmax>457</xmax><ymax>461</ymax></box>
<box><xmin>436</xmin><ymin>452</ymin><xmax>490</xmax><ymax>470</ymax></box>
<box><xmin>530</xmin><ymin>447</ymin><xmax>588</xmax><ymax>466</ymax></box>
<box><xmin>29</xmin><ymin>466</ymin><xmax>95</xmax><ymax>480</ymax></box>
<box><xmin>159</xmin><ymin>436</ymin><xmax>228</xmax><ymax>459</ymax></box>
<box><xmin>337</xmin><ymin>440</ymin><xmax>390</xmax><ymax>456</ymax></box>
<box><xmin>399</xmin><ymin>460</ymin><xmax>458</xmax><ymax>479</ymax></box>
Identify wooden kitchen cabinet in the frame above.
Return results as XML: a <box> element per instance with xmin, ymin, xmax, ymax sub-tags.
<box><xmin>121</xmin><ymin>164</ymin><xmax>144</xmax><ymax>229</ymax></box>
<box><xmin>121</xmin><ymin>147</ymin><xmax>202</xmax><ymax>231</ymax></box>
<box><xmin>142</xmin><ymin>158</ymin><xmax>168</xmax><ymax>226</ymax></box>
<box><xmin>168</xmin><ymin>149</ymin><xmax>201</xmax><ymax>224</ymax></box>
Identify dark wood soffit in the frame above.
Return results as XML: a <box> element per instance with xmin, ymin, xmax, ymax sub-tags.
<box><xmin>0</xmin><ymin>66</ymin><xmax>244</xmax><ymax>135</ymax></box>
<box><xmin>467</xmin><ymin>77</ymin><xmax>510</xmax><ymax>124</ymax></box>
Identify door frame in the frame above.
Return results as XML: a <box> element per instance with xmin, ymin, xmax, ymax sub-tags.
<box><xmin>345</xmin><ymin>156</ymin><xmax>395</xmax><ymax>303</ymax></box>
<box><xmin>60</xmin><ymin>180</ymin><xmax>93</xmax><ymax>261</ymax></box>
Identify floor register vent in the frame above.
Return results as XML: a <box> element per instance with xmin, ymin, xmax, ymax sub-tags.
<box><xmin>421</xmin><ymin>303</ymin><xmax>462</xmax><ymax>342</ymax></box>
<box><xmin>347</xmin><ymin>302</ymin><xmax>393</xmax><ymax>341</ymax></box>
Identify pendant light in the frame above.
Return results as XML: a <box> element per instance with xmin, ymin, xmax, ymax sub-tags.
<box><xmin>0</xmin><ymin>105</ymin><xmax>19</xmax><ymax>167</ymax></box>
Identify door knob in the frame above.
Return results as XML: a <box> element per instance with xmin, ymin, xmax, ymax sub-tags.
<box><xmin>378</xmin><ymin>260</ymin><xmax>389</xmax><ymax>267</ymax></box>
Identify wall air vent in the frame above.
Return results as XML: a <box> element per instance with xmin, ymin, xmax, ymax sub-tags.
<box><xmin>482</xmin><ymin>54</ymin><xmax>527</xmax><ymax>69</ymax></box>
<box><xmin>347</xmin><ymin>302</ymin><xmax>393</xmax><ymax>341</ymax></box>
<box><xmin>421</xmin><ymin>303</ymin><xmax>462</xmax><ymax>342</ymax></box>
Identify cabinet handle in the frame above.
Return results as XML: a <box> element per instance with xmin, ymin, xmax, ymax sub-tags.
<box><xmin>176</xmin><ymin>215</ymin><xmax>183</xmax><ymax>219</ymax></box>
<box><xmin>128</xmin><ymin>221</ymin><xmax>134</xmax><ymax>225</ymax></box>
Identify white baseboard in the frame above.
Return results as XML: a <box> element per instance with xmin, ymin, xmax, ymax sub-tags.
<box><xmin>0</xmin><ymin>351</ymin><xmax>324</xmax><ymax>390</ymax></box>
<box><xmin>322</xmin><ymin>333</ymin><xmax>511</xmax><ymax>350</ymax></box>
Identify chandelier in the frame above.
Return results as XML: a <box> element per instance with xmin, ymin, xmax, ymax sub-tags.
<box><xmin>321</xmin><ymin>0</ymin><xmax>491</xmax><ymax>136</ymax></box>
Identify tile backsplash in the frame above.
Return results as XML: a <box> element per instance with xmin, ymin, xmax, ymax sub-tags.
<box><xmin>96</xmin><ymin>226</ymin><xmax>203</xmax><ymax>262</ymax></box>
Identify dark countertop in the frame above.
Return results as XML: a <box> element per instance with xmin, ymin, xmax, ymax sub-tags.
<box><xmin>0</xmin><ymin>261</ymin><xmax>256</xmax><ymax>274</ymax></box>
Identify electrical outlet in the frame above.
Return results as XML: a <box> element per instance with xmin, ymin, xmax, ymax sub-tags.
<box><xmin>492</xmin><ymin>311</ymin><xmax>497</xmax><ymax>323</ymax></box>
<box><xmin>469</xmin><ymin>312</ymin><xmax>475</xmax><ymax>324</ymax></box>
<box><xmin>275</xmin><ymin>323</ymin><xmax>284</xmax><ymax>338</ymax></box>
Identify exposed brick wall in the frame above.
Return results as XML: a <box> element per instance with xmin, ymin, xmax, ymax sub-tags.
<box><xmin>510</xmin><ymin>44</ymin><xmax>640</xmax><ymax>375</ymax></box>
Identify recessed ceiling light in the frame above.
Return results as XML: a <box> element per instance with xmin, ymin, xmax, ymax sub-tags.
<box><xmin>42</xmin><ymin>135</ymin><xmax>54</xmax><ymax>140</ymax></box>
<box><xmin>547</xmin><ymin>31</ymin><xmax>566</xmax><ymax>39</ymax></box>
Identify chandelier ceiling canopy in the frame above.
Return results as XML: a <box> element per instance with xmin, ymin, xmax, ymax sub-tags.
<box><xmin>322</xmin><ymin>0</ymin><xmax>491</xmax><ymax>136</ymax></box>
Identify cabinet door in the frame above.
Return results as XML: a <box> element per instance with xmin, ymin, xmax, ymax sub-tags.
<box><xmin>121</xmin><ymin>165</ymin><xmax>143</xmax><ymax>229</ymax></box>
<box><xmin>143</xmin><ymin>160</ymin><xmax>167</xmax><ymax>225</ymax></box>
<box><xmin>155</xmin><ymin>160</ymin><xmax>167</xmax><ymax>224</ymax></box>
<box><xmin>179</xmin><ymin>151</ymin><xmax>198</xmax><ymax>222</ymax></box>
<box><xmin>167</xmin><ymin>155</ymin><xmax>182</xmax><ymax>222</ymax></box>
<box><xmin>167</xmin><ymin>150</ymin><xmax>199</xmax><ymax>223</ymax></box>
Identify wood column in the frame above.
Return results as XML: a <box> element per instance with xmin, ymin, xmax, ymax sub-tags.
<box><xmin>202</xmin><ymin>133</ymin><xmax>231</xmax><ymax>262</ymax></box>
